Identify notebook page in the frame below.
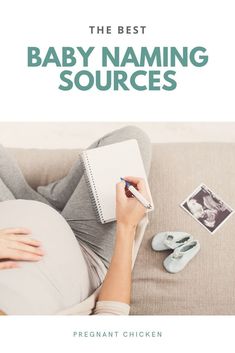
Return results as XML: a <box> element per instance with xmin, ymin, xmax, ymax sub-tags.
<box><xmin>83</xmin><ymin>139</ymin><xmax>153</xmax><ymax>223</ymax></box>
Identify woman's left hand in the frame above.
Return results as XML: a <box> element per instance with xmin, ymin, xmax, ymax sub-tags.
<box><xmin>0</xmin><ymin>228</ymin><xmax>44</xmax><ymax>270</ymax></box>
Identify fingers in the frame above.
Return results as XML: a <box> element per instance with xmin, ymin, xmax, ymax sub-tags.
<box><xmin>0</xmin><ymin>227</ymin><xmax>43</xmax><ymax>262</ymax></box>
<box><xmin>5</xmin><ymin>248</ymin><xmax>43</xmax><ymax>262</ymax></box>
<box><xmin>8</xmin><ymin>235</ymin><xmax>41</xmax><ymax>247</ymax></box>
<box><xmin>8</xmin><ymin>242</ymin><xmax>44</xmax><ymax>256</ymax></box>
<box><xmin>3</xmin><ymin>228</ymin><xmax>31</xmax><ymax>235</ymax></box>
<box><xmin>124</xmin><ymin>176</ymin><xmax>144</xmax><ymax>184</ymax></box>
<box><xmin>4</xmin><ymin>239</ymin><xmax>44</xmax><ymax>261</ymax></box>
<box><xmin>0</xmin><ymin>261</ymin><xmax>20</xmax><ymax>270</ymax></box>
<box><xmin>116</xmin><ymin>177</ymin><xmax>149</xmax><ymax>202</ymax></box>
<box><xmin>116</xmin><ymin>180</ymin><xmax>127</xmax><ymax>201</ymax></box>
<box><xmin>124</xmin><ymin>176</ymin><xmax>148</xmax><ymax>194</ymax></box>
<box><xmin>116</xmin><ymin>180</ymin><xmax>126</xmax><ymax>191</ymax></box>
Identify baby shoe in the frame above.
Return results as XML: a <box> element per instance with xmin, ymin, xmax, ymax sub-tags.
<box><xmin>151</xmin><ymin>231</ymin><xmax>193</xmax><ymax>251</ymax></box>
<box><xmin>163</xmin><ymin>240</ymin><xmax>200</xmax><ymax>273</ymax></box>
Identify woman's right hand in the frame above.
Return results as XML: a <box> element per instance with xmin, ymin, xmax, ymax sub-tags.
<box><xmin>116</xmin><ymin>176</ymin><xmax>149</xmax><ymax>230</ymax></box>
<box><xmin>0</xmin><ymin>228</ymin><xmax>44</xmax><ymax>270</ymax></box>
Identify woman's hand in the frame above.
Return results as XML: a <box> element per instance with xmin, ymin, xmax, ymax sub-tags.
<box><xmin>116</xmin><ymin>176</ymin><xmax>148</xmax><ymax>230</ymax></box>
<box><xmin>0</xmin><ymin>228</ymin><xmax>44</xmax><ymax>270</ymax></box>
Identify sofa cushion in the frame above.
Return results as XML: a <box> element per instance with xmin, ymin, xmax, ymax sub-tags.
<box><xmin>131</xmin><ymin>143</ymin><xmax>235</xmax><ymax>314</ymax></box>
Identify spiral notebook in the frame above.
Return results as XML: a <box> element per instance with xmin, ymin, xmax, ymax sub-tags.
<box><xmin>81</xmin><ymin>139</ymin><xmax>154</xmax><ymax>224</ymax></box>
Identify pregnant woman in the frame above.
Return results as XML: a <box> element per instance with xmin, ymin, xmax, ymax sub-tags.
<box><xmin>0</xmin><ymin>126</ymin><xmax>151</xmax><ymax>315</ymax></box>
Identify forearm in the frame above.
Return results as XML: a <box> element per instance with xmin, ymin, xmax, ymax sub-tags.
<box><xmin>97</xmin><ymin>223</ymin><xmax>136</xmax><ymax>304</ymax></box>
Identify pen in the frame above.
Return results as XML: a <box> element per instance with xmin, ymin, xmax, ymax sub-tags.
<box><xmin>120</xmin><ymin>178</ymin><xmax>152</xmax><ymax>209</ymax></box>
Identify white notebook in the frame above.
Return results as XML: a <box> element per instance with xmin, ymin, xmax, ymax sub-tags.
<box><xmin>81</xmin><ymin>139</ymin><xmax>154</xmax><ymax>224</ymax></box>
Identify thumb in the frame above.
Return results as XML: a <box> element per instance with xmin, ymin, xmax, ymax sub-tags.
<box><xmin>116</xmin><ymin>181</ymin><xmax>126</xmax><ymax>202</ymax></box>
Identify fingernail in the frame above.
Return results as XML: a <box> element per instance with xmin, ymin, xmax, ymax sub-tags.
<box><xmin>35</xmin><ymin>256</ymin><xmax>43</xmax><ymax>261</ymax></box>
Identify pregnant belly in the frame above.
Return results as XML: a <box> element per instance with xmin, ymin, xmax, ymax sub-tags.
<box><xmin>0</xmin><ymin>200</ymin><xmax>93</xmax><ymax>314</ymax></box>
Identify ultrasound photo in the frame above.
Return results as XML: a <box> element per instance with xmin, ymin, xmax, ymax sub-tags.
<box><xmin>181</xmin><ymin>184</ymin><xmax>234</xmax><ymax>234</ymax></box>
